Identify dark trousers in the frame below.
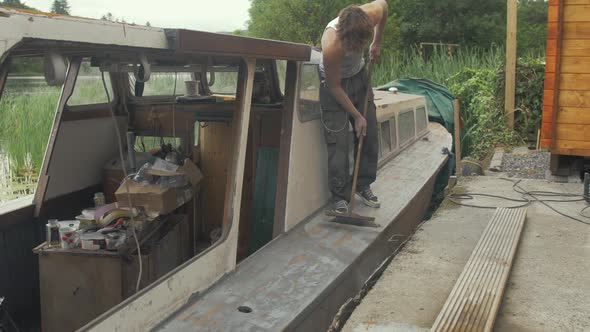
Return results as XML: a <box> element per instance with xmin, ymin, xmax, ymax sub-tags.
<box><xmin>320</xmin><ymin>68</ymin><xmax>378</xmax><ymax>202</ymax></box>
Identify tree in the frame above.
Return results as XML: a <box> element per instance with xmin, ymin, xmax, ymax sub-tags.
<box><xmin>248</xmin><ymin>0</ymin><xmax>349</xmax><ymax>46</ymax></box>
<box><xmin>50</xmin><ymin>0</ymin><xmax>70</xmax><ymax>15</ymax></box>
<box><xmin>101</xmin><ymin>12</ymin><xmax>127</xmax><ymax>23</ymax></box>
<box><xmin>248</xmin><ymin>0</ymin><xmax>400</xmax><ymax>53</ymax></box>
<box><xmin>517</xmin><ymin>0</ymin><xmax>548</xmax><ymax>53</ymax></box>
<box><xmin>0</xmin><ymin>0</ymin><xmax>35</xmax><ymax>10</ymax></box>
<box><xmin>391</xmin><ymin>0</ymin><xmax>507</xmax><ymax>48</ymax></box>
<box><xmin>146</xmin><ymin>21</ymin><xmax>151</xmax><ymax>27</ymax></box>
<box><xmin>101</xmin><ymin>12</ymin><xmax>114</xmax><ymax>21</ymax></box>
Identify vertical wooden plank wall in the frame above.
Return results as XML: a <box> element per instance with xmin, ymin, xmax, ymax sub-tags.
<box><xmin>541</xmin><ymin>0</ymin><xmax>590</xmax><ymax>156</ymax></box>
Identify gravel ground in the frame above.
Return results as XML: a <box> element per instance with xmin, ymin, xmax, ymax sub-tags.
<box><xmin>501</xmin><ymin>150</ymin><xmax>550</xmax><ymax>179</ymax></box>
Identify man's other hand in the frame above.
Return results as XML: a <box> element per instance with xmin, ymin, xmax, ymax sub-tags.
<box><xmin>354</xmin><ymin>113</ymin><xmax>368</xmax><ymax>138</ymax></box>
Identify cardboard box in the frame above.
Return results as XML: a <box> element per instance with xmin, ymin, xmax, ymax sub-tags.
<box><xmin>115</xmin><ymin>159</ymin><xmax>203</xmax><ymax>215</ymax></box>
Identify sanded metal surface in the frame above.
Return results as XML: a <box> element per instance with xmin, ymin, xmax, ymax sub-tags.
<box><xmin>155</xmin><ymin>123</ymin><xmax>451</xmax><ymax>332</ymax></box>
<box><xmin>431</xmin><ymin>208</ymin><xmax>527</xmax><ymax>332</ymax></box>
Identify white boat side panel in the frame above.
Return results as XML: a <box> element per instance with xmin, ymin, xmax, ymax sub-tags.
<box><xmin>44</xmin><ymin>117</ymin><xmax>124</xmax><ymax>200</ymax></box>
<box><xmin>374</xmin><ymin>91</ymin><xmax>426</xmax><ymax>122</ymax></box>
<box><xmin>82</xmin><ymin>58</ymin><xmax>256</xmax><ymax>332</ymax></box>
<box><xmin>284</xmin><ymin>113</ymin><xmax>330</xmax><ymax>232</ymax></box>
<box><xmin>0</xmin><ymin>8</ymin><xmax>168</xmax><ymax>60</ymax></box>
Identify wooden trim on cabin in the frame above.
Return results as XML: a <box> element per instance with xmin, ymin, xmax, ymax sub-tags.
<box><xmin>272</xmin><ymin>61</ymin><xmax>299</xmax><ymax>238</ymax></box>
<box><xmin>167</xmin><ymin>29</ymin><xmax>311</xmax><ymax>62</ymax></box>
<box><xmin>33</xmin><ymin>58</ymin><xmax>81</xmax><ymax>217</ymax></box>
<box><xmin>220</xmin><ymin>58</ymin><xmax>256</xmax><ymax>238</ymax></box>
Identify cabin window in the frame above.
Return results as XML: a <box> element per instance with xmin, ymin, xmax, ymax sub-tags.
<box><xmin>416</xmin><ymin>106</ymin><xmax>428</xmax><ymax>134</ymax></box>
<box><xmin>208</xmin><ymin>70</ymin><xmax>239</xmax><ymax>95</ymax></box>
<box><xmin>297</xmin><ymin>64</ymin><xmax>321</xmax><ymax>122</ymax></box>
<box><xmin>399</xmin><ymin>109</ymin><xmax>416</xmax><ymax>146</ymax></box>
<box><xmin>67</xmin><ymin>62</ymin><xmax>113</xmax><ymax>106</ymax></box>
<box><xmin>131</xmin><ymin>72</ymin><xmax>194</xmax><ymax>97</ymax></box>
<box><xmin>0</xmin><ymin>57</ymin><xmax>59</xmax><ymax>206</ymax></box>
<box><xmin>134</xmin><ymin>136</ymin><xmax>182</xmax><ymax>153</ymax></box>
<box><xmin>276</xmin><ymin>60</ymin><xmax>287</xmax><ymax>95</ymax></box>
<box><xmin>380</xmin><ymin>120</ymin><xmax>392</xmax><ymax>155</ymax></box>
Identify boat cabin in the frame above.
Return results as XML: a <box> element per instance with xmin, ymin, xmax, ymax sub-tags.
<box><xmin>0</xmin><ymin>7</ymin><xmax>446</xmax><ymax>332</ymax></box>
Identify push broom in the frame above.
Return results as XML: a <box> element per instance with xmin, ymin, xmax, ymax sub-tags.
<box><xmin>325</xmin><ymin>60</ymin><xmax>380</xmax><ymax>228</ymax></box>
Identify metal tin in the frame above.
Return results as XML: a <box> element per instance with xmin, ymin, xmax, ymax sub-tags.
<box><xmin>46</xmin><ymin>219</ymin><xmax>60</xmax><ymax>247</ymax></box>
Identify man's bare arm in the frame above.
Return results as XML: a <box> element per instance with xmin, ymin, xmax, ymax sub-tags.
<box><xmin>361</xmin><ymin>0</ymin><xmax>388</xmax><ymax>60</ymax></box>
<box><xmin>322</xmin><ymin>30</ymin><xmax>367</xmax><ymax>137</ymax></box>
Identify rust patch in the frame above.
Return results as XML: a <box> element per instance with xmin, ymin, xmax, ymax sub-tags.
<box><xmin>308</xmin><ymin>224</ymin><xmax>324</xmax><ymax>235</ymax></box>
<box><xmin>182</xmin><ymin>304</ymin><xmax>223</xmax><ymax>326</ymax></box>
<box><xmin>289</xmin><ymin>255</ymin><xmax>306</xmax><ymax>265</ymax></box>
<box><xmin>333</xmin><ymin>232</ymin><xmax>352</xmax><ymax>248</ymax></box>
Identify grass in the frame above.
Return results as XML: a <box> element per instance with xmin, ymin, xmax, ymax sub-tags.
<box><xmin>373</xmin><ymin>47</ymin><xmax>504</xmax><ymax>87</ymax></box>
<box><xmin>0</xmin><ymin>85</ymin><xmax>60</xmax><ymax>176</ymax></box>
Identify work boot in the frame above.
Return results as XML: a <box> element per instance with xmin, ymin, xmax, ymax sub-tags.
<box><xmin>332</xmin><ymin>199</ymin><xmax>349</xmax><ymax>214</ymax></box>
<box><xmin>356</xmin><ymin>187</ymin><xmax>380</xmax><ymax>208</ymax></box>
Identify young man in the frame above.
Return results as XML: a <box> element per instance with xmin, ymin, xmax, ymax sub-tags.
<box><xmin>320</xmin><ymin>0</ymin><xmax>388</xmax><ymax>213</ymax></box>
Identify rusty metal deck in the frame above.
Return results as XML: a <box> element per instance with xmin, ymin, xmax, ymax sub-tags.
<box><xmin>154</xmin><ymin>123</ymin><xmax>452</xmax><ymax>332</ymax></box>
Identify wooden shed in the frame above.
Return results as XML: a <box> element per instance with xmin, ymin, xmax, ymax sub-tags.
<box><xmin>541</xmin><ymin>0</ymin><xmax>590</xmax><ymax>161</ymax></box>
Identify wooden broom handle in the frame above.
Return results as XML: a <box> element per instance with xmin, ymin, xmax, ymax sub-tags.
<box><xmin>349</xmin><ymin>60</ymin><xmax>373</xmax><ymax>210</ymax></box>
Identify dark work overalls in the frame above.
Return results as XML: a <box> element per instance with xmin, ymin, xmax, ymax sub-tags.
<box><xmin>319</xmin><ymin>67</ymin><xmax>378</xmax><ymax>202</ymax></box>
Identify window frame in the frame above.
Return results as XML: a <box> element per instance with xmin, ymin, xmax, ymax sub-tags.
<box><xmin>296</xmin><ymin>63</ymin><xmax>322</xmax><ymax>123</ymax></box>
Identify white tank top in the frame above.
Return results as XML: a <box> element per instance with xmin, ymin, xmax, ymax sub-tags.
<box><xmin>319</xmin><ymin>17</ymin><xmax>365</xmax><ymax>79</ymax></box>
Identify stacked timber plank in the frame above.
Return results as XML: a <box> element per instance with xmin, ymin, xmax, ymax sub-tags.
<box><xmin>431</xmin><ymin>208</ymin><xmax>527</xmax><ymax>332</ymax></box>
<box><xmin>541</xmin><ymin>0</ymin><xmax>590</xmax><ymax>156</ymax></box>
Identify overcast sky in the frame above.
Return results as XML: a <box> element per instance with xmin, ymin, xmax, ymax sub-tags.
<box><xmin>23</xmin><ymin>0</ymin><xmax>251</xmax><ymax>32</ymax></box>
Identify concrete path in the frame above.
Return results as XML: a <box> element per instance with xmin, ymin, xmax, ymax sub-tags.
<box><xmin>343</xmin><ymin>176</ymin><xmax>590</xmax><ymax>332</ymax></box>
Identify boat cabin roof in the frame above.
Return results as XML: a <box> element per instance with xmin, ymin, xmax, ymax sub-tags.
<box><xmin>0</xmin><ymin>7</ymin><xmax>311</xmax><ymax>64</ymax></box>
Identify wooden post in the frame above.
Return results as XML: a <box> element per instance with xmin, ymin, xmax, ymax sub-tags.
<box><xmin>419</xmin><ymin>43</ymin><xmax>424</xmax><ymax>60</ymax></box>
<box><xmin>505</xmin><ymin>0</ymin><xmax>518</xmax><ymax>129</ymax></box>
<box><xmin>454</xmin><ymin>99</ymin><xmax>462</xmax><ymax>176</ymax></box>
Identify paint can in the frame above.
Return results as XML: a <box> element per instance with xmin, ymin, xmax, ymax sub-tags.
<box><xmin>46</xmin><ymin>219</ymin><xmax>60</xmax><ymax>247</ymax></box>
<box><xmin>59</xmin><ymin>226</ymin><xmax>76</xmax><ymax>249</ymax></box>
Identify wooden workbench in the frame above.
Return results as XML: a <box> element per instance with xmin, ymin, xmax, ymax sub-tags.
<box><xmin>34</xmin><ymin>214</ymin><xmax>191</xmax><ymax>332</ymax></box>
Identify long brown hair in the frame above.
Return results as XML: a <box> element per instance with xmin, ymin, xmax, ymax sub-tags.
<box><xmin>336</xmin><ymin>5</ymin><xmax>373</xmax><ymax>52</ymax></box>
